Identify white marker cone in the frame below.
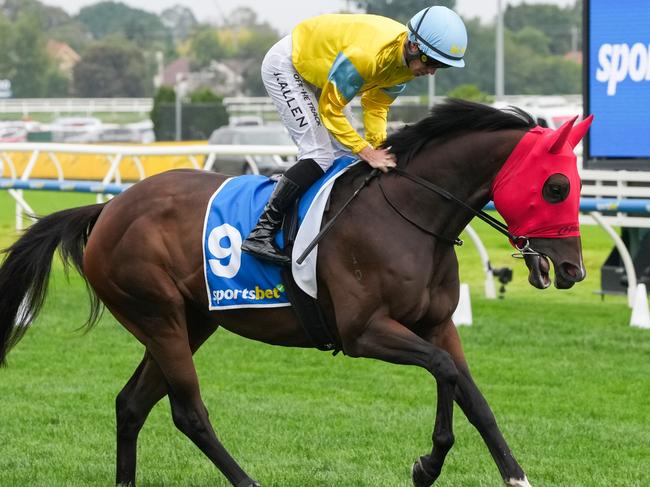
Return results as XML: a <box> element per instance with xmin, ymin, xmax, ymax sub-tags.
<box><xmin>453</xmin><ymin>283</ymin><xmax>473</xmax><ymax>326</ymax></box>
<box><xmin>630</xmin><ymin>283</ymin><xmax>650</xmax><ymax>329</ymax></box>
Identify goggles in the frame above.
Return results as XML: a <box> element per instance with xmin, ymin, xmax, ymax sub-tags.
<box><xmin>419</xmin><ymin>52</ymin><xmax>451</xmax><ymax>69</ymax></box>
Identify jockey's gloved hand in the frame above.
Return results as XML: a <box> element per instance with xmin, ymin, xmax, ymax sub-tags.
<box><xmin>358</xmin><ymin>146</ymin><xmax>397</xmax><ymax>173</ymax></box>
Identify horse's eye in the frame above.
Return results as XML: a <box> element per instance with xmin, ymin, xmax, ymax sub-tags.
<box><xmin>542</xmin><ymin>174</ymin><xmax>570</xmax><ymax>203</ymax></box>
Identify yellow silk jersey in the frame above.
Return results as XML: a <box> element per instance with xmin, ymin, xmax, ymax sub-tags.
<box><xmin>292</xmin><ymin>14</ymin><xmax>414</xmax><ymax>153</ymax></box>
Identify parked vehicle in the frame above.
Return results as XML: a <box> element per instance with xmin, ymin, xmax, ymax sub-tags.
<box><xmin>0</xmin><ymin>122</ymin><xmax>27</xmax><ymax>142</ymax></box>
<box><xmin>207</xmin><ymin>123</ymin><xmax>297</xmax><ymax>176</ymax></box>
<box><xmin>49</xmin><ymin>116</ymin><xmax>104</xmax><ymax>142</ymax></box>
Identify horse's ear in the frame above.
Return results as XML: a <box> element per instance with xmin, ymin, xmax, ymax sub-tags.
<box><xmin>568</xmin><ymin>114</ymin><xmax>594</xmax><ymax>148</ymax></box>
<box><xmin>548</xmin><ymin>115</ymin><xmax>579</xmax><ymax>154</ymax></box>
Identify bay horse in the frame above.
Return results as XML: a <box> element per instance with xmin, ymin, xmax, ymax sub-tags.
<box><xmin>0</xmin><ymin>100</ymin><xmax>590</xmax><ymax>487</ymax></box>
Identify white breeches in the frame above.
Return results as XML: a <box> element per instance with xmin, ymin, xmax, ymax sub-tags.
<box><xmin>261</xmin><ymin>35</ymin><xmax>351</xmax><ymax>171</ymax></box>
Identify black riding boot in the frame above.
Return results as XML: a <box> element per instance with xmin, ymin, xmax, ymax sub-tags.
<box><xmin>241</xmin><ymin>175</ymin><xmax>300</xmax><ymax>265</ymax></box>
<box><xmin>241</xmin><ymin>159</ymin><xmax>324</xmax><ymax>265</ymax></box>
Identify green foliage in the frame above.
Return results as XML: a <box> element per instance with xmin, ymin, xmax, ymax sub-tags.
<box><xmin>150</xmin><ymin>86</ymin><xmax>175</xmax><ymax>141</ymax></box>
<box><xmin>504</xmin><ymin>29</ymin><xmax>581</xmax><ymax>95</ymax></box>
<box><xmin>160</xmin><ymin>5</ymin><xmax>197</xmax><ymax>43</ymax></box>
<box><xmin>0</xmin><ymin>0</ymin><xmax>584</xmax><ymax>98</ymax></box>
<box><xmin>240</xmin><ymin>62</ymin><xmax>268</xmax><ymax>96</ymax></box>
<box><xmin>150</xmin><ymin>86</ymin><xmax>228</xmax><ymax>141</ymax></box>
<box><xmin>72</xmin><ymin>40</ymin><xmax>151</xmax><ymax>97</ymax></box>
<box><xmin>505</xmin><ymin>2</ymin><xmax>582</xmax><ymax>55</ymax></box>
<box><xmin>44</xmin><ymin>67</ymin><xmax>70</xmax><ymax>97</ymax></box>
<box><xmin>417</xmin><ymin>14</ymin><xmax>581</xmax><ymax>97</ymax></box>
<box><xmin>0</xmin><ymin>0</ymin><xmax>43</xmax><ymax>20</ymax></box>
<box><xmin>421</xmin><ymin>18</ymin><xmax>497</xmax><ymax>96</ymax></box>
<box><xmin>76</xmin><ymin>1</ymin><xmax>172</xmax><ymax>50</ymax></box>
<box><xmin>0</xmin><ymin>4</ymin><xmax>78</xmax><ymax>97</ymax></box>
<box><xmin>512</xmin><ymin>26</ymin><xmax>552</xmax><ymax>56</ymax></box>
<box><xmin>236</xmin><ymin>28</ymin><xmax>280</xmax><ymax>60</ymax></box>
<box><xmin>187</xmin><ymin>87</ymin><xmax>221</xmax><ymax>103</ymax></box>
<box><xmin>353</xmin><ymin>0</ymin><xmax>456</xmax><ymax>23</ymax></box>
<box><xmin>0</xmin><ymin>15</ymin><xmax>15</xmax><ymax>80</ymax></box>
<box><xmin>446</xmin><ymin>84</ymin><xmax>493</xmax><ymax>103</ymax></box>
<box><xmin>188</xmin><ymin>28</ymin><xmax>227</xmax><ymax>69</ymax></box>
<box><xmin>6</xmin><ymin>12</ymin><xmax>61</xmax><ymax>97</ymax></box>
<box><xmin>47</xmin><ymin>21</ymin><xmax>93</xmax><ymax>54</ymax></box>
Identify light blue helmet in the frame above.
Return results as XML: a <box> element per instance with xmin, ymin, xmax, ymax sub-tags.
<box><xmin>407</xmin><ymin>6</ymin><xmax>468</xmax><ymax>68</ymax></box>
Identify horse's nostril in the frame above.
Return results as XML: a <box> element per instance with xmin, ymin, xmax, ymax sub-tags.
<box><xmin>562</xmin><ymin>262</ymin><xmax>584</xmax><ymax>280</ymax></box>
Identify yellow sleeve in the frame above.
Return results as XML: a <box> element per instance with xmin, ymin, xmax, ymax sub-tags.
<box><xmin>318</xmin><ymin>80</ymin><xmax>369</xmax><ymax>154</ymax></box>
<box><xmin>361</xmin><ymin>84</ymin><xmax>405</xmax><ymax>148</ymax></box>
<box><xmin>317</xmin><ymin>48</ymin><xmax>375</xmax><ymax>154</ymax></box>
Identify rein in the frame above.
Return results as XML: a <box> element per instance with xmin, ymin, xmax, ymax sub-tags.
<box><xmin>385</xmin><ymin>167</ymin><xmax>535</xmax><ymax>255</ymax></box>
<box><xmin>296</xmin><ymin>164</ymin><xmax>539</xmax><ymax>266</ymax></box>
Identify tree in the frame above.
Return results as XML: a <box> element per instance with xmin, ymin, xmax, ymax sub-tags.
<box><xmin>48</xmin><ymin>22</ymin><xmax>93</xmax><ymax>55</ymax></box>
<box><xmin>401</xmin><ymin>14</ymin><xmax>581</xmax><ymax>97</ymax></box>
<box><xmin>446</xmin><ymin>84</ymin><xmax>493</xmax><ymax>103</ymax></box>
<box><xmin>8</xmin><ymin>13</ymin><xmax>55</xmax><ymax>97</ymax></box>
<box><xmin>0</xmin><ymin>0</ymin><xmax>91</xmax><ymax>55</ymax></box>
<box><xmin>511</xmin><ymin>26</ymin><xmax>551</xmax><ymax>57</ymax></box>
<box><xmin>188</xmin><ymin>28</ymin><xmax>227</xmax><ymax>69</ymax></box>
<box><xmin>150</xmin><ymin>86</ymin><xmax>175</xmax><ymax>141</ymax></box>
<box><xmin>225</xmin><ymin>6</ymin><xmax>259</xmax><ymax>28</ymax></box>
<box><xmin>76</xmin><ymin>1</ymin><xmax>172</xmax><ymax>51</ymax></box>
<box><xmin>236</xmin><ymin>27</ymin><xmax>280</xmax><ymax>60</ymax></box>
<box><xmin>240</xmin><ymin>62</ymin><xmax>267</xmax><ymax>96</ymax></box>
<box><xmin>73</xmin><ymin>40</ymin><xmax>150</xmax><ymax>97</ymax></box>
<box><xmin>0</xmin><ymin>0</ymin><xmax>43</xmax><ymax>20</ymax></box>
<box><xmin>0</xmin><ymin>14</ymin><xmax>15</xmax><ymax>82</ymax></box>
<box><xmin>150</xmin><ymin>86</ymin><xmax>228</xmax><ymax>141</ymax></box>
<box><xmin>218</xmin><ymin>7</ymin><xmax>280</xmax><ymax>59</ymax></box>
<box><xmin>504</xmin><ymin>3</ymin><xmax>581</xmax><ymax>56</ymax></box>
<box><xmin>353</xmin><ymin>0</ymin><xmax>456</xmax><ymax>23</ymax></box>
<box><xmin>44</xmin><ymin>67</ymin><xmax>70</xmax><ymax>97</ymax></box>
<box><xmin>160</xmin><ymin>5</ymin><xmax>198</xmax><ymax>43</ymax></box>
<box><xmin>503</xmin><ymin>29</ymin><xmax>580</xmax><ymax>94</ymax></box>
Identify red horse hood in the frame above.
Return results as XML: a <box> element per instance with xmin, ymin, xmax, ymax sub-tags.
<box><xmin>491</xmin><ymin>115</ymin><xmax>593</xmax><ymax>243</ymax></box>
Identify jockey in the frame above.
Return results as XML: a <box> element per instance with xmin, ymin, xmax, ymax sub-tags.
<box><xmin>241</xmin><ymin>6</ymin><xmax>468</xmax><ymax>265</ymax></box>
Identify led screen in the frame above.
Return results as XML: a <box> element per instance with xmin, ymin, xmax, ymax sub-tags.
<box><xmin>586</xmin><ymin>0</ymin><xmax>650</xmax><ymax>164</ymax></box>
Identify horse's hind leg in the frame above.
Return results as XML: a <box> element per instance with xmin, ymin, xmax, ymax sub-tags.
<box><xmin>115</xmin><ymin>319</ymin><xmax>219</xmax><ymax>486</ymax></box>
<box><xmin>116</xmin><ymin>353</ymin><xmax>165</xmax><ymax>486</ymax></box>
<box><xmin>435</xmin><ymin>322</ymin><xmax>531</xmax><ymax>487</ymax></box>
<box><xmin>145</xmin><ymin>326</ymin><xmax>260</xmax><ymax>487</ymax></box>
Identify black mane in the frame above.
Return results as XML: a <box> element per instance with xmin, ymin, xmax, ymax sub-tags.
<box><xmin>384</xmin><ymin>98</ymin><xmax>536</xmax><ymax>165</ymax></box>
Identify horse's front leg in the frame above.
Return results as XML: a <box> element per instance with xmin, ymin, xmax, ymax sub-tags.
<box><xmin>341</xmin><ymin>316</ymin><xmax>458</xmax><ymax>487</ymax></box>
<box><xmin>435</xmin><ymin>321</ymin><xmax>531</xmax><ymax>487</ymax></box>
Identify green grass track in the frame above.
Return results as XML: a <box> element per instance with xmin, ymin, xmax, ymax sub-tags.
<box><xmin>0</xmin><ymin>189</ymin><xmax>648</xmax><ymax>486</ymax></box>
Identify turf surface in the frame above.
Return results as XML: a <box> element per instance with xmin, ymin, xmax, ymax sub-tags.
<box><xmin>0</xmin><ymin>190</ymin><xmax>648</xmax><ymax>487</ymax></box>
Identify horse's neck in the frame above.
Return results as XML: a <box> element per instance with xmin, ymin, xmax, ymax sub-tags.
<box><xmin>402</xmin><ymin>130</ymin><xmax>525</xmax><ymax>240</ymax></box>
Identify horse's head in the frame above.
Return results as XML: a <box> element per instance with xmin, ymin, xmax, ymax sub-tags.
<box><xmin>491</xmin><ymin>115</ymin><xmax>593</xmax><ymax>289</ymax></box>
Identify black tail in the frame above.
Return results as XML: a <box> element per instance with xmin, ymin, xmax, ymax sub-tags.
<box><xmin>0</xmin><ymin>203</ymin><xmax>105</xmax><ymax>366</ymax></box>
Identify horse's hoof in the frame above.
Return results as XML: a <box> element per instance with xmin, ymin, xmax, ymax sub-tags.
<box><xmin>506</xmin><ymin>477</ymin><xmax>532</xmax><ymax>487</ymax></box>
<box><xmin>235</xmin><ymin>480</ymin><xmax>261</xmax><ymax>487</ymax></box>
<box><xmin>411</xmin><ymin>456</ymin><xmax>436</xmax><ymax>487</ymax></box>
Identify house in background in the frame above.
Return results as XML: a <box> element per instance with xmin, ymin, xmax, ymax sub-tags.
<box><xmin>158</xmin><ymin>57</ymin><xmax>252</xmax><ymax>97</ymax></box>
<box><xmin>47</xmin><ymin>40</ymin><xmax>81</xmax><ymax>79</ymax></box>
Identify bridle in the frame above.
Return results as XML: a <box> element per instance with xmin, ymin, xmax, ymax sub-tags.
<box><xmin>295</xmin><ymin>165</ymin><xmax>542</xmax><ymax>266</ymax></box>
<box><xmin>379</xmin><ymin>167</ymin><xmax>542</xmax><ymax>258</ymax></box>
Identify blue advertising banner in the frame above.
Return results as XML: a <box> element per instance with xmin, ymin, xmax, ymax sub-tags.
<box><xmin>587</xmin><ymin>0</ymin><xmax>650</xmax><ymax>161</ymax></box>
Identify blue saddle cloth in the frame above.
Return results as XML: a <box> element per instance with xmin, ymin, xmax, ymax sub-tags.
<box><xmin>202</xmin><ymin>155</ymin><xmax>356</xmax><ymax>309</ymax></box>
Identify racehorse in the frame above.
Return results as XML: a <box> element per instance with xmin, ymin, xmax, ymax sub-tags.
<box><xmin>0</xmin><ymin>99</ymin><xmax>591</xmax><ymax>487</ymax></box>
